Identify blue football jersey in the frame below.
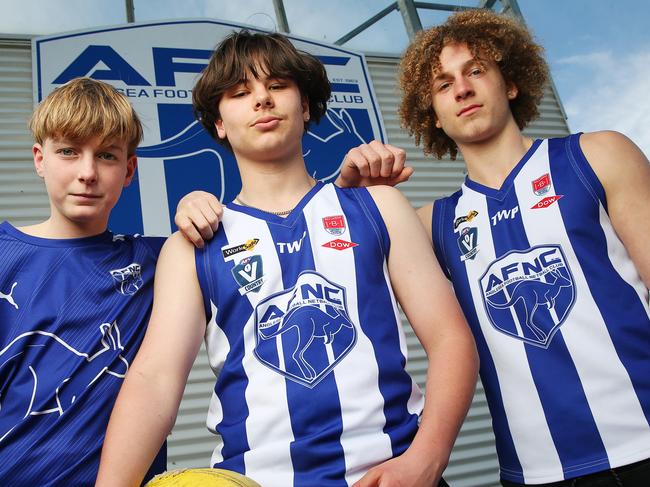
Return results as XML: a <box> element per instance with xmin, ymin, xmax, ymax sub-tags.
<box><xmin>432</xmin><ymin>134</ymin><xmax>650</xmax><ymax>483</ymax></box>
<box><xmin>195</xmin><ymin>182</ymin><xmax>424</xmax><ymax>487</ymax></box>
<box><xmin>0</xmin><ymin>223</ymin><xmax>166</xmax><ymax>486</ymax></box>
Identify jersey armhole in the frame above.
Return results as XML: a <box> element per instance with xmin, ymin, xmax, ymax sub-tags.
<box><xmin>565</xmin><ymin>133</ymin><xmax>608</xmax><ymax>211</ymax></box>
<box><xmin>351</xmin><ymin>187</ymin><xmax>391</xmax><ymax>258</ymax></box>
<box><xmin>194</xmin><ymin>245</ymin><xmax>216</xmax><ymax>323</ymax></box>
<box><xmin>140</xmin><ymin>236</ymin><xmax>167</xmax><ymax>257</ymax></box>
<box><xmin>431</xmin><ymin>199</ymin><xmax>452</xmax><ymax>280</ymax></box>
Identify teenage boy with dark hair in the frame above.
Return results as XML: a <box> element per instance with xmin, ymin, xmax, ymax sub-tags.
<box><xmin>338</xmin><ymin>9</ymin><xmax>650</xmax><ymax>487</ymax></box>
<box><xmin>96</xmin><ymin>31</ymin><xmax>478</xmax><ymax>487</ymax></box>
<box><xmin>0</xmin><ymin>77</ymin><xmax>219</xmax><ymax>486</ymax></box>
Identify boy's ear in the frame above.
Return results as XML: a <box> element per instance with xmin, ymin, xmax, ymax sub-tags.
<box><xmin>123</xmin><ymin>155</ymin><xmax>138</xmax><ymax>187</ymax></box>
<box><xmin>215</xmin><ymin>119</ymin><xmax>227</xmax><ymax>139</ymax></box>
<box><xmin>33</xmin><ymin>143</ymin><xmax>45</xmax><ymax>178</ymax></box>
<box><xmin>302</xmin><ymin>95</ymin><xmax>310</xmax><ymax>123</ymax></box>
<box><xmin>506</xmin><ymin>82</ymin><xmax>518</xmax><ymax>100</ymax></box>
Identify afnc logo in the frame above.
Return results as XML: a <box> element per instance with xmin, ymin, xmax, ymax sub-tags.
<box><xmin>46</xmin><ymin>39</ymin><xmax>378</xmax><ymax>235</ymax></box>
<box><xmin>479</xmin><ymin>245</ymin><xmax>575</xmax><ymax>348</ymax></box>
<box><xmin>254</xmin><ymin>271</ymin><xmax>356</xmax><ymax>387</ymax></box>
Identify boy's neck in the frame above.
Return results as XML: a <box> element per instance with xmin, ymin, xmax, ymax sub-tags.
<box><xmin>18</xmin><ymin>217</ymin><xmax>108</xmax><ymax>240</ymax></box>
<box><xmin>457</xmin><ymin>123</ymin><xmax>534</xmax><ymax>189</ymax></box>
<box><xmin>234</xmin><ymin>152</ymin><xmax>317</xmax><ymax>215</ymax></box>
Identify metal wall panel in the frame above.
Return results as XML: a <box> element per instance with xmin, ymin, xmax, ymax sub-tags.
<box><xmin>0</xmin><ymin>39</ymin><xmax>570</xmax><ymax>485</ymax></box>
<box><xmin>0</xmin><ymin>39</ymin><xmax>49</xmax><ymax>226</ymax></box>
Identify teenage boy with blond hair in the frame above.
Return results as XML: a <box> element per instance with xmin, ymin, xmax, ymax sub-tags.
<box><xmin>0</xmin><ymin>77</ymin><xmax>214</xmax><ymax>486</ymax></box>
<box><xmin>97</xmin><ymin>31</ymin><xmax>478</xmax><ymax>487</ymax></box>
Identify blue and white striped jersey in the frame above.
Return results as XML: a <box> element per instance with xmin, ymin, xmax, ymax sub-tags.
<box><xmin>432</xmin><ymin>134</ymin><xmax>650</xmax><ymax>484</ymax></box>
<box><xmin>195</xmin><ymin>182</ymin><xmax>424</xmax><ymax>487</ymax></box>
<box><xmin>0</xmin><ymin>222</ymin><xmax>166</xmax><ymax>486</ymax></box>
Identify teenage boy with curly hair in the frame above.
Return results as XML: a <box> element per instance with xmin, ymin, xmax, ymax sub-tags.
<box><xmin>97</xmin><ymin>30</ymin><xmax>478</xmax><ymax>487</ymax></box>
<box><xmin>337</xmin><ymin>9</ymin><xmax>650</xmax><ymax>487</ymax></box>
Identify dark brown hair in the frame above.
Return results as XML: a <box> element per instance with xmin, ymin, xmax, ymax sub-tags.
<box><xmin>193</xmin><ymin>30</ymin><xmax>331</xmax><ymax>151</ymax></box>
<box><xmin>399</xmin><ymin>10</ymin><xmax>549</xmax><ymax>159</ymax></box>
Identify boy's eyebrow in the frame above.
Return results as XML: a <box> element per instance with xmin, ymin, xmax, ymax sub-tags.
<box><xmin>432</xmin><ymin>59</ymin><xmax>482</xmax><ymax>82</ymax></box>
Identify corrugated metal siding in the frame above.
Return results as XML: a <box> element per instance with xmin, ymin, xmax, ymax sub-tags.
<box><xmin>0</xmin><ymin>39</ymin><xmax>50</xmax><ymax>226</ymax></box>
<box><xmin>0</xmin><ymin>39</ymin><xmax>571</xmax><ymax>484</ymax></box>
<box><xmin>365</xmin><ymin>54</ymin><xmax>571</xmax><ymax>486</ymax></box>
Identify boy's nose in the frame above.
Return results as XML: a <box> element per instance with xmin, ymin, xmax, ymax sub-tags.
<box><xmin>454</xmin><ymin>78</ymin><xmax>474</xmax><ymax>101</ymax></box>
<box><xmin>255</xmin><ymin>90</ymin><xmax>274</xmax><ymax>108</ymax></box>
<box><xmin>77</xmin><ymin>155</ymin><xmax>98</xmax><ymax>183</ymax></box>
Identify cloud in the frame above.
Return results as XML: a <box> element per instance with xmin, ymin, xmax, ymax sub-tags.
<box><xmin>557</xmin><ymin>48</ymin><xmax>650</xmax><ymax>156</ymax></box>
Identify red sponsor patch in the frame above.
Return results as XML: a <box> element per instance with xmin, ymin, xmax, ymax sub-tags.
<box><xmin>322</xmin><ymin>239</ymin><xmax>359</xmax><ymax>251</ymax></box>
<box><xmin>322</xmin><ymin>215</ymin><xmax>346</xmax><ymax>235</ymax></box>
<box><xmin>532</xmin><ymin>173</ymin><xmax>551</xmax><ymax>196</ymax></box>
<box><xmin>531</xmin><ymin>195</ymin><xmax>563</xmax><ymax>209</ymax></box>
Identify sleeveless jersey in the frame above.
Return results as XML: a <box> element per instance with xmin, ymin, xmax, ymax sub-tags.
<box><xmin>0</xmin><ymin>222</ymin><xmax>166</xmax><ymax>486</ymax></box>
<box><xmin>195</xmin><ymin>182</ymin><xmax>424</xmax><ymax>487</ymax></box>
<box><xmin>432</xmin><ymin>134</ymin><xmax>650</xmax><ymax>483</ymax></box>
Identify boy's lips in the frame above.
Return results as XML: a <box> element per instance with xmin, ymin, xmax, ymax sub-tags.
<box><xmin>252</xmin><ymin>115</ymin><xmax>281</xmax><ymax>129</ymax></box>
<box><xmin>457</xmin><ymin>104</ymin><xmax>482</xmax><ymax>116</ymax></box>
<box><xmin>70</xmin><ymin>193</ymin><xmax>101</xmax><ymax>199</ymax></box>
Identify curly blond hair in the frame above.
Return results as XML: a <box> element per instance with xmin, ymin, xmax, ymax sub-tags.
<box><xmin>399</xmin><ymin>9</ymin><xmax>548</xmax><ymax>159</ymax></box>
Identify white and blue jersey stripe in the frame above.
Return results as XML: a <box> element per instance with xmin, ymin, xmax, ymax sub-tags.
<box><xmin>0</xmin><ymin>223</ymin><xmax>166</xmax><ymax>486</ymax></box>
<box><xmin>195</xmin><ymin>182</ymin><xmax>423</xmax><ymax>487</ymax></box>
<box><xmin>432</xmin><ymin>134</ymin><xmax>650</xmax><ymax>484</ymax></box>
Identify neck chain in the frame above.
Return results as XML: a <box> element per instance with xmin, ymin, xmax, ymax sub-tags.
<box><xmin>234</xmin><ymin>195</ymin><xmax>294</xmax><ymax>216</ymax></box>
<box><xmin>235</xmin><ymin>179</ymin><xmax>317</xmax><ymax>217</ymax></box>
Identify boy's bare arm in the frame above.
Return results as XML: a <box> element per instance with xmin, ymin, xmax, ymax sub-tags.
<box><xmin>580</xmin><ymin>131</ymin><xmax>650</xmax><ymax>288</ymax></box>
<box><xmin>96</xmin><ymin>233</ymin><xmax>207</xmax><ymax>487</ymax></box>
<box><xmin>175</xmin><ymin>191</ymin><xmax>224</xmax><ymax>248</ymax></box>
<box><xmin>354</xmin><ymin>186</ymin><xmax>478</xmax><ymax>487</ymax></box>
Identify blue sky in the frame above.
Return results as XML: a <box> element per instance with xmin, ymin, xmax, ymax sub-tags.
<box><xmin>1</xmin><ymin>0</ymin><xmax>648</xmax><ymax>154</ymax></box>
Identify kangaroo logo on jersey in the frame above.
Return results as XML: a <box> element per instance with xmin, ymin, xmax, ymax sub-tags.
<box><xmin>222</xmin><ymin>238</ymin><xmax>259</xmax><ymax>259</ymax></box>
<box><xmin>454</xmin><ymin>210</ymin><xmax>479</xmax><ymax>230</ymax></box>
<box><xmin>0</xmin><ymin>282</ymin><xmax>18</xmax><ymax>309</ymax></box>
<box><xmin>110</xmin><ymin>263</ymin><xmax>143</xmax><ymax>296</ymax></box>
<box><xmin>254</xmin><ymin>271</ymin><xmax>356</xmax><ymax>388</ymax></box>
<box><xmin>323</xmin><ymin>215</ymin><xmax>346</xmax><ymax>235</ymax></box>
<box><xmin>479</xmin><ymin>245</ymin><xmax>575</xmax><ymax>348</ymax></box>
<box><xmin>0</xmin><ymin>321</ymin><xmax>129</xmax><ymax>443</ymax></box>
<box><xmin>532</xmin><ymin>173</ymin><xmax>552</xmax><ymax>196</ymax></box>
<box><xmin>457</xmin><ymin>227</ymin><xmax>479</xmax><ymax>261</ymax></box>
<box><xmin>232</xmin><ymin>255</ymin><xmax>264</xmax><ymax>295</ymax></box>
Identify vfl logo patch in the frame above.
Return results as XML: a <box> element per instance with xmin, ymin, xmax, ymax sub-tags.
<box><xmin>457</xmin><ymin>227</ymin><xmax>479</xmax><ymax>261</ymax></box>
<box><xmin>454</xmin><ymin>210</ymin><xmax>479</xmax><ymax>230</ymax></box>
<box><xmin>323</xmin><ymin>215</ymin><xmax>346</xmax><ymax>235</ymax></box>
<box><xmin>322</xmin><ymin>239</ymin><xmax>358</xmax><ymax>251</ymax></box>
<box><xmin>531</xmin><ymin>195</ymin><xmax>563</xmax><ymax>209</ymax></box>
<box><xmin>110</xmin><ymin>263</ymin><xmax>143</xmax><ymax>296</ymax></box>
<box><xmin>231</xmin><ymin>255</ymin><xmax>264</xmax><ymax>295</ymax></box>
<box><xmin>254</xmin><ymin>271</ymin><xmax>356</xmax><ymax>388</ymax></box>
<box><xmin>222</xmin><ymin>238</ymin><xmax>260</xmax><ymax>259</ymax></box>
<box><xmin>479</xmin><ymin>245</ymin><xmax>575</xmax><ymax>348</ymax></box>
<box><xmin>532</xmin><ymin>173</ymin><xmax>552</xmax><ymax>196</ymax></box>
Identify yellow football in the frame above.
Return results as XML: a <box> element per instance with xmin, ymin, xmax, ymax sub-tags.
<box><xmin>145</xmin><ymin>468</ymin><xmax>261</xmax><ymax>487</ymax></box>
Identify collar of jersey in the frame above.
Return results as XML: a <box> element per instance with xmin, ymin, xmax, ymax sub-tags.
<box><xmin>0</xmin><ymin>221</ymin><xmax>114</xmax><ymax>248</ymax></box>
<box><xmin>462</xmin><ymin>138</ymin><xmax>542</xmax><ymax>201</ymax></box>
<box><xmin>226</xmin><ymin>180</ymin><xmax>325</xmax><ymax>226</ymax></box>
